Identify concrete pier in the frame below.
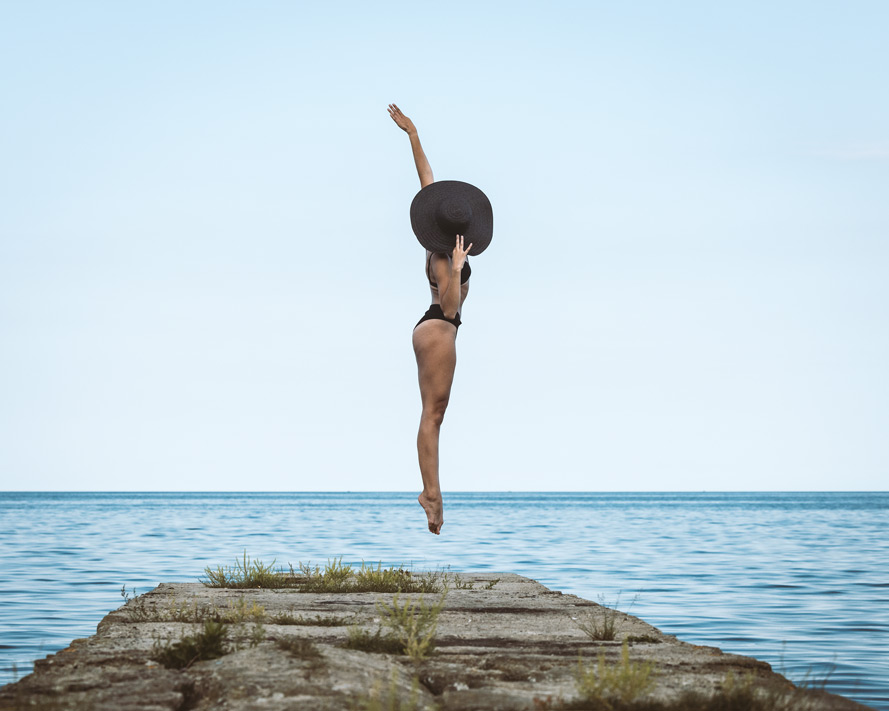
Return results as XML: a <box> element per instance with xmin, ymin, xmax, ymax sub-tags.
<box><xmin>0</xmin><ymin>573</ymin><xmax>869</xmax><ymax>710</ymax></box>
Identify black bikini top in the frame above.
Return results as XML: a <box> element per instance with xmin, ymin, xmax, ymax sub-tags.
<box><xmin>426</xmin><ymin>253</ymin><xmax>471</xmax><ymax>287</ymax></box>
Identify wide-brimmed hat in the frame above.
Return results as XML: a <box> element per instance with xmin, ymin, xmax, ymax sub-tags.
<box><xmin>410</xmin><ymin>180</ymin><xmax>493</xmax><ymax>256</ymax></box>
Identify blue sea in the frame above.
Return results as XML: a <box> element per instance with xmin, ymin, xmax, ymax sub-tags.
<box><xmin>0</xmin><ymin>492</ymin><xmax>886</xmax><ymax>709</ymax></box>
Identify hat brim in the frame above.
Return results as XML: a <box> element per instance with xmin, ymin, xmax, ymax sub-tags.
<box><xmin>410</xmin><ymin>180</ymin><xmax>493</xmax><ymax>256</ymax></box>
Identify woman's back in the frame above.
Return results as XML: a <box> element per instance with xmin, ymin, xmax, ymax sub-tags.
<box><xmin>425</xmin><ymin>251</ymin><xmax>470</xmax><ymax>311</ymax></box>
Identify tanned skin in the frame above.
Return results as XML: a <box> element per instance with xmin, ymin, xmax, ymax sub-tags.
<box><xmin>388</xmin><ymin>103</ymin><xmax>472</xmax><ymax>535</ymax></box>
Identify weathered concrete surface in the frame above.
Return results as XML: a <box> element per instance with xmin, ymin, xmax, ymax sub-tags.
<box><xmin>0</xmin><ymin>573</ymin><xmax>871</xmax><ymax>711</ymax></box>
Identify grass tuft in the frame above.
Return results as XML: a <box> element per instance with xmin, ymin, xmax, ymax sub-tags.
<box><xmin>152</xmin><ymin>620</ymin><xmax>229</xmax><ymax>670</ymax></box>
<box><xmin>119</xmin><ymin>588</ymin><xmax>269</xmax><ymax>625</ymax></box>
<box><xmin>563</xmin><ymin>671</ymin><xmax>827</xmax><ymax>710</ymax></box>
<box><xmin>354</xmin><ymin>562</ymin><xmax>416</xmax><ymax>592</ymax></box>
<box><xmin>625</xmin><ymin>635</ymin><xmax>661</xmax><ymax>645</ymax></box>
<box><xmin>202</xmin><ymin>551</ymin><xmax>283</xmax><ymax>588</ymax></box>
<box><xmin>575</xmin><ymin>594</ymin><xmax>637</xmax><ymax>642</ymax></box>
<box><xmin>248</xmin><ymin>619</ymin><xmax>266</xmax><ymax>647</ymax></box>
<box><xmin>576</xmin><ymin>612</ymin><xmax>618</xmax><ymax>642</ymax></box>
<box><xmin>200</xmin><ymin>553</ymin><xmax>446</xmax><ymax>593</ymax></box>
<box><xmin>295</xmin><ymin>557</ymin><xmax>355</xmax><ymax>592</ymax></box>
<box><xmin>270</xmin><ymin>612</ymin><xmax>351</xmax><ymax>626</ymax></box>
<box><xmin>377</xmin><ymin>593</ymin><xmax>447</xmax><ymax>661</ymax></box>
<box><xmin>296</xmin><ymin>560</ymin><xmax>445</xmax><ymax>594</ymax></box>
<box><xmin>344</xmin><ymin>592</ymin><xmax>446</xmax><ymax>660</ymax></box>
<box><xmin>157</xmin><ymin>599</ymin><xmax>217</xmax><ymax>623</ymax></box>
<box><xmin>224</xmin><ymin>597</ymin><xmax>266</xmax><ymax>623</ymax></box>
<box><xmin>120</xmin><ymin>585</ymin><xmax>154</xmax><ymax>622</ymax></box>
<box><xmin>575</xmin><ymin>639</ymin><xmax>656</xmax><ymax>709</ymax></box>
<box><xmin>344</xmin><ymin>626</ymin><xmax>407</xmax><ymax>655</ymax></box>
<box><xmin>448</xmin><ymin>575</ymin><xmax>499</xmax><ymax>591</ymax></box>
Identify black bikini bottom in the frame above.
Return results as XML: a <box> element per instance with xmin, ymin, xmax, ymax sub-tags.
<box><xmin>415</xmin><ymin>304</ymin><xmax>461</xmax><ymax>331</ymax></box>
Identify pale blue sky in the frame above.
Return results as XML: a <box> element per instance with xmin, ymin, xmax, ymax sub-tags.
<box><xmin>1</xmin><ymin>1</ymin><xmax>886</xmax><ymax>491</ymax></box>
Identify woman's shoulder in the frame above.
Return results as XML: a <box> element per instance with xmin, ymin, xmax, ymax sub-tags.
<box><xmin>426</xmin><ymin>251</ymin><xmax>451</xmax><ymax>267</ymax></box>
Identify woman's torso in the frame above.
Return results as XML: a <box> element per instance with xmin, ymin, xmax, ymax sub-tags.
<box><xmin>425</xmin><ymin>251</ymin><xmax>470</xmax><ymax>313</ymax></box>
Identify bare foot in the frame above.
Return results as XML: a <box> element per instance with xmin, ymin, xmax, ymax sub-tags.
<box><xmin>418</xmin><ymin>491</ymin><xmax>443</xmax><ymax>535</ymax></box>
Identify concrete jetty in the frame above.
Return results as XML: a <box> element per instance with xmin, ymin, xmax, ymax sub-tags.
<box><xmin>0</xmin><ymin>573</ymin><xmax>869</xmax><ymax>710</ymax></box>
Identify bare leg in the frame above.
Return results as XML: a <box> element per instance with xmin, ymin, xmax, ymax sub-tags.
<box><xmin>412</xmin><ymin>320</ymin><xmax>457</xmax><ymax>535</ymax></box>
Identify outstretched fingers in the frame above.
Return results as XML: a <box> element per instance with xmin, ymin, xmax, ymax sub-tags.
<box><xmin>453</xmin><ymin>234</ymin><xmax>473</xmax><ymax>259</ymax></box>
<box><xmin>388</xmin><ymin>103</ymin><xmax>416</xmax><ymax>134</ymax></box>
<box><xmin>389</xmin><ymin>103</ymin><xmax>409</xmax><ymax>121</ymax></box>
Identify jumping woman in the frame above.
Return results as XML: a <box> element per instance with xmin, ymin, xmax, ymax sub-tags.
<box><xmin>388</xmin><ymin>103</ymin><xmax>493</xmax><ymax>535</ymax></box>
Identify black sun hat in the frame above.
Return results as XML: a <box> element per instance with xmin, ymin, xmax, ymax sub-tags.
<box><xmin>410</xmin><ymin>180</ymin><xmax>493</xmax><ymax>256</ymax></box>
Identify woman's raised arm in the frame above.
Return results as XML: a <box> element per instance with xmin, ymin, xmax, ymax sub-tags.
<box><xmin>388</xmin><ymin>103</ymin><xmax>434</xmax><ymax>188</ymax></box>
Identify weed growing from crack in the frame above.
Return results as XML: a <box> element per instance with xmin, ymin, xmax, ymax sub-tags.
<box><xmin>575</xmin><ymin>593</ymin><xmax>638</xmax><ymax>642</ymax></box>
<box><xmin>447</xmin><ymin>574</ymin><xmax>499</xmax><ymax>591</ymax></box>
<box><xmin>562</xmin><ymin>670</ymin><xmax>836</xmax><ymax>711</ymax></box>
<box><xmin>120</xmin><ymin>587</ymin><xmax>349</xmax><ymax>632</ymax></box>
<box><xmin>248</xmin><ymin>620</ymin><xmax>266</xmax><ymax>647</ymax></box>
<box><xmin>120</xmin><ymin>586</ymin><xmax>154</xmax><ymax>622</ymax></box>
<box><xmin>453</xmin><ymin>576</ymin><xmax>475</xmax><ymax>590</ymax></box>
<box><xmin>202</xmin><ymin>551</ymin><xmax>283</xmax><ymax>588</ymax></box>
<box><xmin>574</xmin><ymin>639</ymin><xmax>655</xmax><ymax>709</ymax></box>
<box><xmin>150</xmin><ymin>616</ymin><xmax>266</xmax><ymax>669</ymax></box>
<box><xmin>152</xmin><ymin>620</ymin><xmax>229</xmax><ymax>670</ymax></box>
<box><xmin>224</xmin><ymin>598</ymin><xmax>266</xmax><ymax>624</ymax></box>
<box><xmin>355</xmin><ymin>562</ymin><xmax>420</xmax><ymax>592</ymax></box>
<box><xmin>270</xmin><ymin>612</ymin><xmax>351</xmax><ymax>626</ymax></box>
<box><xmin>200</xmin><ymin>553</ymin><xmax>445</xmax><ymax>593</ymax></box>
<box><xmin>377</xmin><ymin>593</ymin><xmax>447</xmax><ymax>661</ymax></box>
<box><xmin>625</xmin><ymin>635</ymin><xmax>661</xmax><ymax>645</ymax></box>
<box><xmin>119</xmin><ymin>588</ymin><xmax>268</xmax><ymax>625</ymax></box>
<box><xmin>344</xmin><ymin>591</ymin><xmax>447</xmax><ymax>660</ymax></box>
<box><xmin>159</xmin><ymin>599</ymin><xmax>217</xmax><ymax>623</ymax></box>
<box><xmin>296</xmin><ymin>560</ymin><xmax>445</xmax><ymax>594</ymax></box>
<box><xmin>344</xmin><ymin>626</ymin><xmax>406</xmax><ymax>655</ymax></box>
<box><xmin>295</xmin><ymin>557</ymin><xmax>354</xmax><ymax>591</ymax></box>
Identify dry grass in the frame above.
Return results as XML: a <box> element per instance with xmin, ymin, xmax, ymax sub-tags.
<box><xmin>200</xmin><ymin>553</ymin><xmax>446</xmax><ymax>593</ymax></box>
<box><xmin>574</xmin><ymin>640</ymin><xmax>656</xmax><ymax>710</ymax></box>
<box><xmin>377</xmin><ymin>593</ymin><xmax>447</xmax><ymax>661</ymax></box>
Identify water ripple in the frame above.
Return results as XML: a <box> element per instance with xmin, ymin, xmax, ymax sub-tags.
<box><xmin>0</xmin><ymin>492</ymin><xmax>886</xmax><ymax>709</ymax></box>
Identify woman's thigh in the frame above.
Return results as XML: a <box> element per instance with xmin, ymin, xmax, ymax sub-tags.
<box><xmin>412</xmin><ymin>321</ymin><xmax>457</xmax><ymax>407</ymax></box>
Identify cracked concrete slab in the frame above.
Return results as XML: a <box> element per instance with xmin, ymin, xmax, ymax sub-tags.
<box><xmin>0</xmin><ymin>573</ymin><xmax>870</xmax><ymax>710</ymax></box>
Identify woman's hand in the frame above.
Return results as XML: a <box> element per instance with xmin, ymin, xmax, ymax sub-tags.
<box><xmin>388</xmin><ymin>103</ymin><xmax>417</xmax><ymax>135</ymax></box>
<box><xmin>451</xmin><ymin>234</ymin><xmax>473</xmax><ymax>271</ymax></box>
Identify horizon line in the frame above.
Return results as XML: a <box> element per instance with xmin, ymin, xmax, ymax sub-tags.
<box><xmin>2</xmin><ymin>490</ymin><xmax>887</xmax><ymax>494</ymax></box>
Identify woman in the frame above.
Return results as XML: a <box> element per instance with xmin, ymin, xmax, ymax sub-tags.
<box><xmin>388</xmin><ymin>103</ymin><xmax>493</xmax><ymax>535</ymax></box>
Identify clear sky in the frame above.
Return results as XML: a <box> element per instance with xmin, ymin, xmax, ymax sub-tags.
<box><xmin>1</xmin><ymin>1</ymin><xmax>886</xmax><ymax>491</ymax></box>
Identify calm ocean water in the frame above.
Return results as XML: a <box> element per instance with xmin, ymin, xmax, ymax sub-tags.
<box><xmin>0</xmin><ymin>492</ymin><xmax>886</xmax><ymax>708</ymax></box>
